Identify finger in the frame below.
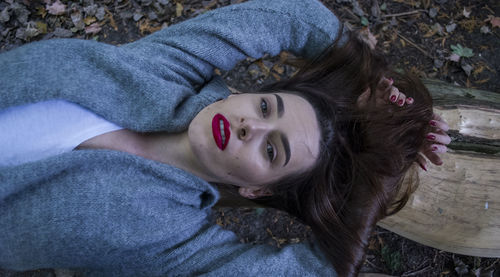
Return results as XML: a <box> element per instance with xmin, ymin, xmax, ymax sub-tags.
<box><xmin>423</xmin><ymin>150</ymin><xmax>443</xmax><ymax>166</ymax></box>
<box><xmin>426</xmin><ymin>132</ymin><xmax>452</xmax><ymax>145</ymax></box>
<box><xmin>430</xmin><ymin>115</ymin><xmax>450</xmax><ymax>132</ymax></box>
<box><xmin>429</xmin><ymin>144</ymin><xmax>448</xmax><ymax>153</ymax></box>
<box><xmin>406</xmin><ymin>97</ymin><xmax>414</xmax><ymax>105</ymax></box>
<box><xmin>389</xmin><ymin>86</ymin><xmax>400</xmax><ymax>103</ymax></box>
<box><xmin>416</xmin><ymin>153</ymin><xmax>428</xmax><ymax>171</ymax></box>
<box><xmin>396</xmin><ymin>91</ymin><xmax>406</xmax><ymax>107</ymax></box>
<box><xmin>377</xmin><ymin>77</ymin><xmax>393</xmax><ymax>92</ymax></box>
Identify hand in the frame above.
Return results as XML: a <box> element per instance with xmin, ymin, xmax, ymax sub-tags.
<box><xmin>356</xmin><ymin>77</ymin><xmax>414</xmax><ymax>109</ymax></box>
<box><xmin>416</xmin><ymin>113</ymin><xmax>451</xmax><ymax>171</ymax></box>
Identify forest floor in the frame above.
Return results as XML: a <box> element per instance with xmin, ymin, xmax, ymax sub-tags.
<box><xmin>0</xmin><ymin>0</ymin><xmax>499</xmax><ymax>276</ymax></box>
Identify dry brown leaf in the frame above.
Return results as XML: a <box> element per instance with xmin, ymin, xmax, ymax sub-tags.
<box><xmin>271</xmin><ymin>72</ymin><xmax>281</xmax><ymax>81</ymax></box>
<box><xmin>104</xmin><ymin>9</ymin><xmax>118</xmax><ymax>31</ymax></box>
<box><xmin>176</xmin><ymin>3</ymin><xmax>183</xmax><ymax>17</ymax></box>
<box><xmin>35</xmin><ymin>21</ymin><xmax>47</xmax><ymax>34</ymax></box>
<box><xmin>138</xmin><ymin>19</ymin><xmax>162</xmax><ymax>35</ymax></box>
<box><xmin>83</xmin><ymin>16</ymin><xmax>96</xmax><ymax>25</ymax></box>
<box><xmin>474</xmin><ymin>78</ymin><xmax>490</xmax><ymax>84</ymax></box>
<box><xmin>272</xmin><ymin>64</ymin><xmax>284</xmax><ymax>74</ymax></box>
<box><xmin>35</xmin><ymin>6</ymin><xmax>47</xmax><ymax>18</ymax></box>
<box><xmin>459</xmin><ymin>19</ymin><xmax>479</xmax><ymax>33</ymax></box>
<box><xmin>85</xmin><ymin>22</ymin><xmax>101</xmax><ymax>34</ymax></box>
<box><xmin>400</xmin><ymin>38</ymin><xmax>406</xmax><ymax>47</ymax></box>
<box><xmin>472</xmin><ymin>64</ymin><xmax>485</xmax><ymax>76</ymax></box>
<box><xmin>485</xmin><ymin>15</ymin><xmax>500</xmax><ymax>28</ymax></box>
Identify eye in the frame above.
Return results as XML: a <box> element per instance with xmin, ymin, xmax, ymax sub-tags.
<box><xmin>260</xmin><ymin>98</ymin><xmax>268</xmax><ymax>117</ymax></box>
<box><xmin>266</xmin><ymin>141</ymin><xmax>275</xmax><ymax>161</ymax></box>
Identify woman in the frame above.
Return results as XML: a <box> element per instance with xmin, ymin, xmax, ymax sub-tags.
<box><xmin>0</xmin><ymin>0</ymin><xmax>449</xmax><ymax>276</ymax></box>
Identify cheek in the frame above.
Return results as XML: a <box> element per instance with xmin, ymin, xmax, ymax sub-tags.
<box><xmin>221</xmin><ymin>153</ymin><xmax>271</xmax><ymax>185</ymax></box>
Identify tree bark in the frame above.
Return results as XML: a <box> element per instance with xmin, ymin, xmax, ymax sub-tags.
<box><xmin>379</xmin><ymin>79</ymin><xmax>500</xmax><ymax>257</ymax></box>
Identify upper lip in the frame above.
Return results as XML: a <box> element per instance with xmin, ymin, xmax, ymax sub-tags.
<box><xmin>212</xmin><ymin>113</ymin><xmax>231</xmax><ymax>150</ymax></box>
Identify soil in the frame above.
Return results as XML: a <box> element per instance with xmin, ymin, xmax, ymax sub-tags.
<box><xmin>0</xmin><ymin>0</ymin><xmax>499</xmax><ymax>276</ymax></box>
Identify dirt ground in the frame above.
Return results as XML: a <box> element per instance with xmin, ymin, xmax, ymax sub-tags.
<box><xmin>0</xmin><ymin>0</ymin><xmax>499</xmax><ymax>276</ymax></box>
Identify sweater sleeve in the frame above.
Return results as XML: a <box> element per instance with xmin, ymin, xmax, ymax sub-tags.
<box><xmin>123</xmin><ymin>0</ymin><xmax>343</xmax><ymax>84</ymax></box>
<box><xmin>0</xmin><ymin>0</ymin><xmax>342</xmax><ymax>132</ymax></box>
<box><xmin>159</xmin><ymin>223</ymin><xmax>338</xmax><ymax>277</ymax></box>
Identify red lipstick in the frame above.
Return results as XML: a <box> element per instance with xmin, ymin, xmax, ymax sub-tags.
<box><xmin>212</xmin><ymin>113</ymin><xmax>231</xmax><ymax>150</ymax></box>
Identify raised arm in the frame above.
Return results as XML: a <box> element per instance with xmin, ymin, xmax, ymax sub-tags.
<box><xmin>0</xmin><ymin>0</ymin><xmax>343</xmax><ymax>133</ymax></box>
<box><xmin>124</xmin><ymin>0</ymin><xmax>343</xmax><ymax>85</ymax></box>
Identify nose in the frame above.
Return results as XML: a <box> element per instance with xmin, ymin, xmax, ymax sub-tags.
<box><xmin>237</xmin><ymin>118</ymin><xmax>269</xmax><ymax>141</ymax></box>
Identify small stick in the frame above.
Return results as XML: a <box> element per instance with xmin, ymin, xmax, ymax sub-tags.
<box><xmin>396</xmin><ymin>32</ymin><xmax>434</xmax><ymax>59</ymax></box>
<box><xmin>383</xmin><ymin>10</ymin><xmax>427</xmax><ymax>18</ymax></box>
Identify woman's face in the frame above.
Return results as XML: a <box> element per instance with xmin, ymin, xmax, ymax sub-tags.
<box><xmin>188</xmin><ymin>92</ymin><xmax>321</xmax><ymax>189</ymax></box>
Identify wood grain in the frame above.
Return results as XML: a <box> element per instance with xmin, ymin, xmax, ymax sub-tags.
<box><xmin>379</xmin><ymin>80</ymin><xmax>500</xmax><ymax>257</ymax></box>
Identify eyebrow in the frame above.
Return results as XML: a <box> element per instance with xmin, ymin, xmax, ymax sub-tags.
<box><xmin>280</xmin><ymin>133</ymin><xmax>291</xmax><ymax>167</ymax></box>
<box><xmin>273</xmin><ymin>94</ymin><xmax>290</xmax><ymax>167</ymax></box>
<box><xmin>274</xmin><ymin>94</ymin><xmax>284</xmax><ymax>118</ymax></box>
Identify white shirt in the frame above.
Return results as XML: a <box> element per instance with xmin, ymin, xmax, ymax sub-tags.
<box><xmin>0</xmin><ymin>100</ymin><xmax>123</xmax><ymax>167</ymax></box>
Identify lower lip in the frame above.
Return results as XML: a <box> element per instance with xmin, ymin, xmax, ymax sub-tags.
<box><xmin>212</xmin><ymin>114</ymin><xmax>231</xmax><ymax>150</ymax></box>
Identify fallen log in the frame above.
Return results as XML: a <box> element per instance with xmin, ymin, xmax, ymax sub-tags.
<box><xmin>379</xmin><ymin>79</ymin><xmax>500</xmax><ymax>257</ymax></box>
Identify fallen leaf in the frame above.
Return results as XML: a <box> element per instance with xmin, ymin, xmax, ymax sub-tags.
<box><xmin>52</xmin><ymin>27</ymin><xmax>72</xmax><ymax>38</ymax></box>
<box><xmin>480</xmin><ymin>25</ymin><xmax>491</xmax><ymax>34</ymax></box>
<box><xmin>429</xmin><ymin>7</ymin><xmax>438</xmax><ymax>18</ymax></box>
<box><xmin>105</xmin><ymin>9</ymin><xmax>118</xmax><ymax>31</ymax></box>
<box><xmin>451</xmin><ymin>44</ymin><xmax>474</xmax><ymax>58</ymax></box>
<box><xmin>176</xmin><ymin>3</ymin><xmax>183</xmax><ymax>17</ymax></box>
<box><xmin>461</xmin><ymin>63</ymin><xmax>473</xmax><ymax>76</ymax></box>
<box><xmin>485</xmin><ymin>15</ymin><xmax>500</xmax><ymax>28</ymax></box>
<box><xmin>462</xmin><ymin>7</ymin><xmax>471</xmax><ymax>18</ymax></box>
<box><xmin>46</xmin><ymin>0</ymin><xmax>66</xmax><ymax>16</ymax></box>
<box><xmin>35</xmin><ymin>21</ymin><xmax>47</xmax><ymax>34</ymax></box>
<box><xmin>35</xmin><ymin>6</ymin><xmax>47</xmax><ymax>18</ymax></box>
<box><xmin>85</xmin><ymin>22</ymin><xmax>101</xmax><ymax>34</ymax></box>
<box><xmin>446</xmin><ymin>23</ymin><xmax>457</xmax><ymax>33</ymax></box>
<box><xmin>83</xmin><ymin>16</ymin><xmax>96</xmax><ymax>25</ymax></box>
<box><xmin>448</xmin><ymin>53</ymin><xmax>460</xmax><ymax>62</ymax></box>
<box><xmin>0</xmin><ymin>7</ymin><xmax>10</xmax><ymax>23</ymax></box>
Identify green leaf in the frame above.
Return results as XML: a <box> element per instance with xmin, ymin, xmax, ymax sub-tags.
<box><xmin>451</xmin><ymin>44</ymin><xmax>474</xmax><ymax>58</ymax></box>
<box><xmin>380</xmin><ymin>3</ymin><xmax>387</xmax><ymax>11</ymax></box>
<box><xmin>360</xmin><ymin>16</ymin><xmax>369</xmax><ymax>26</ymax></box>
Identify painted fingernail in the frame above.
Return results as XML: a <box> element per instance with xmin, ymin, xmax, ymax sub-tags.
<box><xmin>419</xmin><ymin>164</ymin><xmax>427</xmax><ymax>171</ymax></box>
<box><xmin>407</xmin><ymin>97</ymin><xmax>414</xmax><ymax>104</ymax></box>
<box><xmin>426</xmin><ymin>135</ymin><xmax>436</xmax><ymax>140</ymax></box>
<box><xmin>429</xmin><ymin>120</ymin><xmax>437</xmax><ymax>126</ymax></box>
<box><xmin>398</xmin><ymin>99</ymin><xmax>404</xmax><ymax>106</ymax></box>
<box><xmin>390</xmin><ymin>95</ymin><xmax>397</xmax><ymax>102</ymax></box>
<box><xmin>432</xmin><ymin>146</ymin><xmax>438</xmax><ymax>152</ymax></box>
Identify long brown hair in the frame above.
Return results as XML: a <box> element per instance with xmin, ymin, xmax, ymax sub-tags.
<box><xmin>250</xmin><ymin>31</ymin><xmax>434</xmax><ymax>276</ymax></box>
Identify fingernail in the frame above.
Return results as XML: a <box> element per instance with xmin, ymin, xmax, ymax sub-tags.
<box><xmin>419</xmin><ymin>164</ymin><xmax>427</xmax><ymax>171</ymax></box>
<box><xmin>429</xmin><ymin>120</ymin><xmax>437</xmax><ymax>126</ymax></box>
<box><xmin>398</xmin><ymin>99</ymin><xmax>404</xmax><ymax>106</ymax></box>
<box><xmin>390</xmin><ymin>95</ymin><xmax>397</xmax><ymax>102</ymax></box>
<box><xmin>426</xmin><ymin>135</ymin><xmax>436</xmax><ymax>141</ymax></box>
<box><xmin>432</xmin><ymin>146</ymin><xmax>438</xmax><ymax>152</ymax></box>
<box><xmin>407</xmin><ymin>97</ymin><xmax>414</xmax><ymax>104</ymax></box>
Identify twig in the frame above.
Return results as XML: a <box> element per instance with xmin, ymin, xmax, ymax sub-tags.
<box><xmin>383</xmin><ymin>10</ymin><xmax>427</xmax><ymax>18</ymax></box>
<box><xmin>401</xmin><ymin>265</ymin><xmax>432</xmax><ymax>276</ymax></box>
<box><xmin>485</xmin><ymin>258</ymin><xmax>500</xmax><ymax>271</ymax></box>
<box><xmin>396</xmin><ymin>32</ymin><xmax>435</xmax><ymax>59</ymax></box>
<box><xmin>364</xmin><ymin>259</ymin><xmax>385</xmax><ymax>271</ymax></box>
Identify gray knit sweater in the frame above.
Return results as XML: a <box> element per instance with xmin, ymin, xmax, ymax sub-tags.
<box><xmin>0</xmin><ymin>0</ymin><xmax>343</xmax><ymax>275</ymax></box>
